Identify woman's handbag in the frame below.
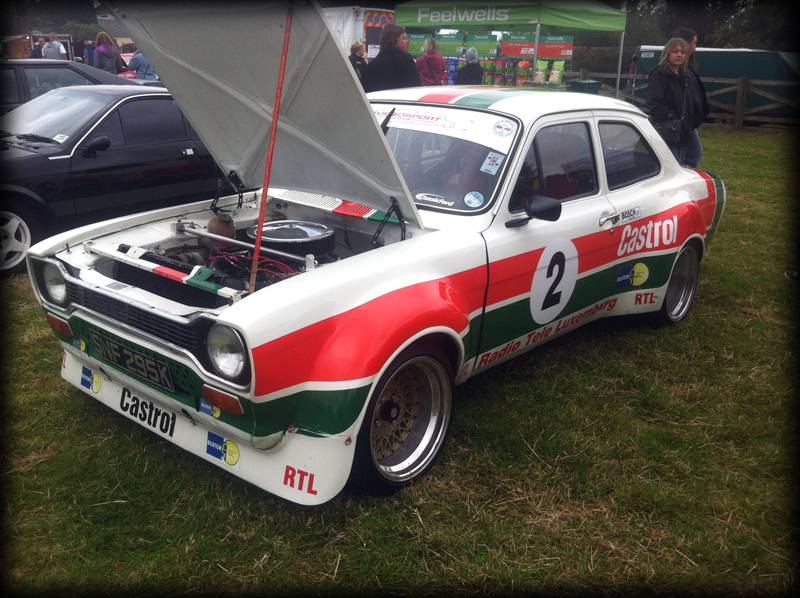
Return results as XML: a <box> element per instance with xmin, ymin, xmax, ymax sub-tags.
<box><xmin>653</xmin><ymin>77</ymin><xmax>687</xmax><ymax>145</ymax></box>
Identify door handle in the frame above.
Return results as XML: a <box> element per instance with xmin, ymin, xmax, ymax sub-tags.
<box><xmin>599</xmin><ymin>212</ymin><xmax>620</xmax><ymax>227</ymax></box>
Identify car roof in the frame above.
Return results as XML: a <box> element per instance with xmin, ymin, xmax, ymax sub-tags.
<box><xmin>367</xmin><ymin>86</ymin><xmax>644</xmax><ymax>124</ymax></box>
<box><xmin>54</xmin><ymin>84</ymin><xmax>170</xmax><ymax>98</ymax></box>
<box><xmin>1</xmin><ymin>58</ymin><xmax>137</xmax><ymax>84</ymax></box>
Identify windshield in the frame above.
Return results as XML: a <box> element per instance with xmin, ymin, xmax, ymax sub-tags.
<box><xmin>373</xmin><ymin>104</ymin><xmax>519</xmax><ymax>214</ymax></box>
<box><xmin>0</xmin><ymin>88</ymin><xmax>113</xmax><ymax>144</ymax></box>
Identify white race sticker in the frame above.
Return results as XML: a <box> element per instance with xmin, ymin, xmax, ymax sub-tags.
<box><xmin>463</xmin><ymin>191</ymin><xmax>485</xmax><ymax>208</ymax></box>
<box><xmin>493</xmin><ymin>119</ymin><xmax>515</xmax><ymax>136</ymax></box>
<box><xmin>416</xmin><ymin>192</ymin><xmax>454</xmax><ymax>207</ymax></box>
<box><xmin>480</xmin><ymin>151</ymin><xmax>505</xmax><ymax>175</ymax></box>
<box><xmin>530</xmin><ymin>238</ymin><xmax>579</xmax><ymax>325</ymax></box>
<box><xmin>619</xmin><ymin>206</ymin><xmax>641</xmax><ymax>223</ymax></box>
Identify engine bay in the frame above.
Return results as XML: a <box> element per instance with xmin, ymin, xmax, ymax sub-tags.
<box><xmin>76</xmin><ymin>192</ymin><xmax>412</xmax><ymax>309</ymax></box>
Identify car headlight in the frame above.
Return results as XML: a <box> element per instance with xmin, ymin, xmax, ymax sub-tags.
<box><xmin>42</xmin><ymin>262</ymin><xmax>68</xmax><ymax>305</ymax></box>
<box><xmin>207</xmin><ymin>324</ymin><xmax>247</xmax><ymax>380</ymax></box>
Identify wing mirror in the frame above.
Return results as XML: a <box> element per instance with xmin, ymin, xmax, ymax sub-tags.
<box><xmin>81</xmin><ymin>136</ymin><xmax>111</xmax><ymax>158</ymax></box>
<box><xmin>505</xmin><ymin>195</ymin><xmax>562</xmax><ymax>228</ymax></box>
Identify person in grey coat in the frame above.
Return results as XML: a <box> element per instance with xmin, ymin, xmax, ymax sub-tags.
<box><xmin>93</xmin><ymin>31</ymin><xmax>125</xmax><ymax>74</ymax></box>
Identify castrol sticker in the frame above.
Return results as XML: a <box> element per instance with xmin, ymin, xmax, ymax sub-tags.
<box><xmin>617</xmin><ymin>215</ymin><xmax>678</xmax><ymax>257</ymax></box>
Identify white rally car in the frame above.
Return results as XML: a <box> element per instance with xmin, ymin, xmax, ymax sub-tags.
<box><xmin>26</xmin><ymin>3</ymin><xmax>724</xmax><ymax>505</ymax></box>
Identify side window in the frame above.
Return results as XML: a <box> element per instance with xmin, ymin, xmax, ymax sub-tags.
<box><xmin>117</xmin><ymin>97</ymin><xmax>187</xmax><ymax>146</ymax></box>
<box><xmin>599</xmin><ymin>122</ymin><xmax>660</xmax><ymax>190</ymax></box>
<box><xmin>24</xmin><ymin>67</ymin><xmax>92</xmax><ymax>99</ymax></box>
<box><xmin>510</xmin><ymin>122</ymin><xmax>597</xmax><ymax>211</ymax></box>
<box><xmin>1</xmin><ymin>68</ymin><xmax>20</xmax><ymax>104</ymax></box>
<box><xmin>86</xmin><ymin>110</ymin><xmax>125</xmax><ymax>149</ymax></box>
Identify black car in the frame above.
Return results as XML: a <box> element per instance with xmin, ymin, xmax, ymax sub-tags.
<box><xmin>1</xmin><ymin>58</ymin><xmax>163</xmax><ymax>114</ymax></box>
<box><xmin>0</xmin><ymin>85</ymin><xmax>226</xmax><ymax>273</ymax></box>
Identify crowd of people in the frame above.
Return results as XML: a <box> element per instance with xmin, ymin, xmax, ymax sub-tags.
<box><xmin>27</xmin><ymin>31</ymin><xmax>156</xmax><ymax>80</ymax></box>
<box><xmin>25</xmin><ymin>23</ymin><xmax>709</xmax><ymax>168</ymax></box>
<box><xmin>350</xmin><ymin>23</ymin><xmax>709</xmax><ymax>168</ymax></box>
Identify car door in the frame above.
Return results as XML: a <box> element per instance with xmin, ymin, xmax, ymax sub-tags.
<box><xmin>593</xmin><ymin>114</ymin><xmax>675</xmax><ymax>309</ymax></box>
<box><xmin>69</xmin><ymin>96</ymin><xmax>217</xmax><ymax>220</ymax></box>
<box><xmin>475</xmin><ymin>113</ymin><xmax>620</xmax><ymax>373</ymax></box>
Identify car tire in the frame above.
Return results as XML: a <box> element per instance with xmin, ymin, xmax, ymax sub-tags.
<box><xmin>0</xmin><ymin>205</ymin><xmax>41</xmax><ymax>275</ymax></box>
<box><xmin>350</xmin><ymin>341</ymin><xmax>454</xmax><ymax>496</ymax></box>
<box><xmin>654</xmin><ymin>243</ymin><xmax>700</xmax><ymax>325</ymax></box>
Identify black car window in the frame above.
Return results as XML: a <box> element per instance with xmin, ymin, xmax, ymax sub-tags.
<box><xmin>87</xmin><ymin>110</ymin><xmax>125</xmax><ymax>149</ymax></box>
<box><xmin>598</xmin><ymin>122</ymin><xmax>661</xmax><ymax>190</ymax></box>
<box><xmin>1</xmin><ymin>68</ymin><xmax>20</xmax><ymax>104</ymax></box>
<box><xmin>510</xmin><ymin>121</ymin><xmax>597</xmax><ymax>211</ymax></box>
<box><xmin>23</xmin><ymin>67</ymin><xmax>93</xmax><ymax>99</ymax></box>
<box><xmin>117</xmin><ymin>97</ymin><xmax>187</xmax><ymax>146</ymax></box>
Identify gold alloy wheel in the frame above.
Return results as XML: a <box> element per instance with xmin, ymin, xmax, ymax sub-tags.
<box><xmin>369</xmin><ymin>355</ymin><xmax>452</xmax><ymax>483</ymax></box>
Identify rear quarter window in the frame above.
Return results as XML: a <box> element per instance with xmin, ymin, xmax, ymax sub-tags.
<box><xmin>598</xmin><ymin>122</ymin><xmax>661</xmax><ymax>190</ymax></box>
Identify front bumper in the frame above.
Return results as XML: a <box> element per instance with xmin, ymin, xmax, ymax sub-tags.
<box><xmin>61</xmin><ymin>347</ymin><xmax>358</xmax><ymax>505</ymax></box>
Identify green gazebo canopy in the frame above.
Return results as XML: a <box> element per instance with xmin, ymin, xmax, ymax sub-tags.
<box><xmin>395</xmin><ymin>0</ymin><xmax>626</xmax><ymax>33</ymax></box>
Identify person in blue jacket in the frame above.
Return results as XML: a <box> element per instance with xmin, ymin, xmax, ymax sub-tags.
<box><xmin>126</xmin><ymin>45</ymin><xmax>158</xmax><ymax>80</ymax></box>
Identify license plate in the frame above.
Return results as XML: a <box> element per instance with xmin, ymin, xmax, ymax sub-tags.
<box><xmin>88</xmin><ymin>329</ymin><xmax>176</xmax><ymax>392</ymax></box>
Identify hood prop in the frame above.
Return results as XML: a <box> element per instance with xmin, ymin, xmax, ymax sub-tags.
<box><xmin>249</xmin><ymin>5</ymin><xmax>294</xmax><ymax>293</ymax></box>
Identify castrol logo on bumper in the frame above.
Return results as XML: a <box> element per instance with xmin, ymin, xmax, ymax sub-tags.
<box><xmin>617</xmin><ymin>215</ymin><xmax>678</xmax><ymax>257</ymax></box>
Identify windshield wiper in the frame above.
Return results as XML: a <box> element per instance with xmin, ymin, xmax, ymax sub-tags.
<box><xmin>16</xmin><ymin>133</ymin><xmax>58</xmax><ymax>143</ymax></box>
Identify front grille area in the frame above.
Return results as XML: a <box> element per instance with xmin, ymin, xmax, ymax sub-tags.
<box><xmin>66</xmin><ymin>282</ymin><xmax>210</xmax><ymax>353</ymax></box>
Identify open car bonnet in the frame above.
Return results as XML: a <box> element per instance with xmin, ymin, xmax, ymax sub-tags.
<box><xmin>111</xmin><ymin>1</ymin><xmax>422</xmax><ymax>228</ymax></box>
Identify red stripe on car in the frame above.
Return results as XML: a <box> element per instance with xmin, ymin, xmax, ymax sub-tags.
<box><xmin>251</xmin><ymin>266</ymin><xmax>486</xmax><ymax>396</ymax></box>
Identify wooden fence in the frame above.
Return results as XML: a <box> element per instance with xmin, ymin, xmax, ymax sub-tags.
<box><xmin>566</xmin><ymin>71</ymin><xmax>800</xmax><ymax>128</ymax></box>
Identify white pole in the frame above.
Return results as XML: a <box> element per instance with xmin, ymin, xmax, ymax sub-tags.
<box><xmin>615</xmin><ymin>29</ymin><xmax>625</xmax><ymax>98</ymax></box>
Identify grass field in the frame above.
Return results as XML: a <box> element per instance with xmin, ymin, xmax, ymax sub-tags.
<box><xmin>2</xmin><ymin>126</ymin><xmax>797</xmax><ymax>595</ymax></box>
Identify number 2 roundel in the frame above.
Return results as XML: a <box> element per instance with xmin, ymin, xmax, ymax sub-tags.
<box><xmin>530</xmin><ymin>238</ymin><xmax>579</xmax><ymax>325</ymax></box>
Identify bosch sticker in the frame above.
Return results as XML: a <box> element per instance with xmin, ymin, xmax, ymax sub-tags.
<box><xmin>619</xmin><ymin>207</ymin><xmax>641</xmax><ymax>223</ymax></box>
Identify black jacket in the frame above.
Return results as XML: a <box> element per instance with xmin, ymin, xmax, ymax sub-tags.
<box><xmin>455</xmin><ymin>62</ymin><xmax>483</xmax><ymax>85</ymax></box>
<box><xmin>363</xmin><ymin>47</ymin><xmax>420</xmax><ymax>93</ymax></box>
<box><xmin>646</xmin><ymin>65</ymin><xmax>698</xmax><ymax>142</ymax></box>
<box><xmin>687</xmin><ymin>66</ymin><xmax>710</xmax><ymax>123</ymax></box>
<box><xmin>349</xmin><ymin>53</ymin><xmax>367</xmax><ymax>83</ymax></box>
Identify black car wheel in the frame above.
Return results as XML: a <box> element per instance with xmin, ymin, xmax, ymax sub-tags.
<box><xmin>0</xmin><ymin>206</ymin><xmax>41</xmax><ymax>274</ymax></box>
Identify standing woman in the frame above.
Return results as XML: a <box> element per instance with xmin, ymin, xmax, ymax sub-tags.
<box><xmin>672</xmin><ymin>27</ymin><xmax>710</xmax><ymax>167</ymax></box>
<box><xmin>415</xmin><ymin>37</ymin><xmax>445</xmax><ymax>86</ymax></box>
<box><xmin>93</xmin><ymin>31</ymin><xmax>125</xmax><ymax>74</ymax></box>
<box><xmin>362</xmin><ymin>24</ymin><xmax>419</xmax><ymax>93</ymax></box>
<box><xmin>646</xmin><ymin>37</ymin><xmax>696</xmax><ymax>165</ymax></box>
<box><xmin>348</xmin><ymin>41</ymin><xmax>368</xmax><ymax>84</ymax></box>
